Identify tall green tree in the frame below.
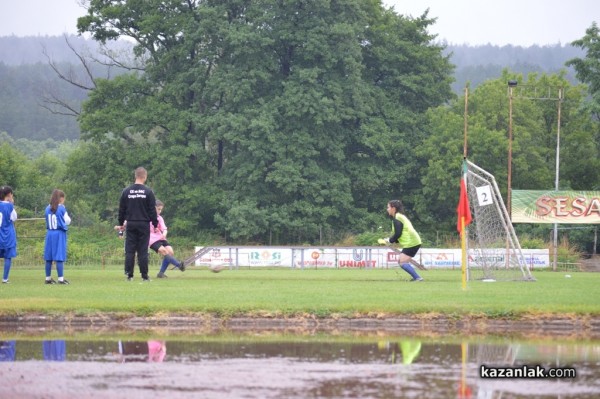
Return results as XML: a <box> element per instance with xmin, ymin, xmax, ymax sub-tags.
<box><xmin>0</xmin><ymin>142</ymin><xmax>27</xmax><ymax>193</ymax></box>
<box><xmin>566</xmin><ymin>22</ymin><xmax>600</xmax><ymax>190</ymax></box>
<box><xmin>75</xmin><ymin>0</ymin><xmax>453</xmax><ymax>243</ymax></box>
<box><xmin>567</xmin><ymin>22</ymin><xmax>600</xmax><ymax>120</ymax></box>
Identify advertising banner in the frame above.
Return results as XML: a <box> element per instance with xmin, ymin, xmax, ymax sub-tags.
<box><xmin>512</xmin><ymin>190</ymin><xmax>600</xmax><ymax>224</ymax></box>
<box><xmin>467</xmin><ymin>249</ymin><xmax>549</xmax><ymax>269</ymax></box>
<box><xmin>247</xmin><ymin>248</ymin><xmax>289</xmax><ymax>267</ymax></box>
<box><xmin>193</xmin><ymin>247</ymin><xmax>550</xmax><ymax>268</ymax></box>
<box><xmin>419</xmin><ymin>249</ymin><xmax>461</xmax><ymax>269</ymax></box>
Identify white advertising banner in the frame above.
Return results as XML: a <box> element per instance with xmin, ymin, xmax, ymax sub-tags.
<box><xmin>418</xmin><ymin>249</ymin><xmax>462</xmax><ymax>269</ymax></box>
<box><xmin>193</xmin><ymin>246</ymin><xmax>550</xmax><ymax>269</ymax></box>
<box><xmin>467</xmin><ymin>248</ymin><xmax>550</xmax><ymax>269</ymax></box>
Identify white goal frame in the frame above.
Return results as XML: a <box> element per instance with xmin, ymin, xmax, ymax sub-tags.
<box><xmin>466</xmin><ymin>161</ymin><xmax>535</xmax><ymax>281</ymax></box>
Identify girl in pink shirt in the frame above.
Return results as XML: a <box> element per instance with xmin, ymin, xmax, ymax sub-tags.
<box><xmin>149</xmin><ymin>200</ymin><xmax>185</xmax><ymax>278</ymax></box>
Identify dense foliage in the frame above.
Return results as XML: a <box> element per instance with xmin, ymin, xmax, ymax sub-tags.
<box><xmin>70</xmin><ymin>0</ymin><xmax>454</xmax><ymax>244</ymax></box>
<box><xmin>0</xmin><ymin>3</ymin><xmax>598</xmax><ymax>254</ymax></box>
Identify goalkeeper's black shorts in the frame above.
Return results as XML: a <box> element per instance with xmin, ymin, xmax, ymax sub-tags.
<box><xmin>401</xmin><ymin>245</ymin><xmax>421</xmax><ymax>258</ymax></box>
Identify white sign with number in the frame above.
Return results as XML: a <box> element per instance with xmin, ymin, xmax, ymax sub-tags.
<box><xmin>476</xmin><ymin>185</ymin><xmax>493</xmax><ymax>206</ymax></box>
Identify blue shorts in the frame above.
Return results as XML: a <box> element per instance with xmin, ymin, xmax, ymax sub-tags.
<box><xmin>0</xmin><ymin>247</ymin><xmax>17</xmax><ymax>259</ymax></box>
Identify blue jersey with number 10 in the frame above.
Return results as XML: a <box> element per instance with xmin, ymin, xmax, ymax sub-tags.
<box><xmin>44</xmin><ymin>204</ymin><xmax>71</xmax><ymax>261</ymax></box>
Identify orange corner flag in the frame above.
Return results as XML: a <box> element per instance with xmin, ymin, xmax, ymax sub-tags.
<box><xmin>456</xmin><ymin>177</ymin><xmax>472</xmax><ymax>233</ymax></box>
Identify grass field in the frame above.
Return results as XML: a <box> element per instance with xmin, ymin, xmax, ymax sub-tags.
<box><xmin>1</xmin><ymin>266</ymin><xmax>599</xmax><ymax>317</ymax></box>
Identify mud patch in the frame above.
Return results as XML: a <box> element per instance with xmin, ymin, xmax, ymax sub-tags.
<box><xmin>1</xmin><ymin>312</ymin><xmax>600</xmax><ymax>339</ymax></box>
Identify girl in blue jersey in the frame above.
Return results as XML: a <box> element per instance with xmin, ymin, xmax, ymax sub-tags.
<box><xmin>44</xmin><ymin>189</ymin><xmax>71</xmax><ymax>285</ymax></box>
<box><xmin>0</xmin><ymin>186</ymin><xmax>18</xmax><ymax>284</ymax></box>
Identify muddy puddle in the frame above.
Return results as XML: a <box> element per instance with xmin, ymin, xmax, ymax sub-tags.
<box><xmin>1</xmin><ymin>333</ymin><xmax>599</xmax><ymax>398</ymax></box>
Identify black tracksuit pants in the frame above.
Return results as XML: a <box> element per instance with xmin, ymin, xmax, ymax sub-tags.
<box><xmin>125</xmin><ymin>221</ymin><xmax>151</xmax><ymax>279</ymax></box>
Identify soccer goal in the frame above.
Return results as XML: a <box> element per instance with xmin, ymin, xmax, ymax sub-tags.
<box><xmin>465</xmin><ymin>161</ymin><xmax>535</xmax><ymax>281</ymax></box>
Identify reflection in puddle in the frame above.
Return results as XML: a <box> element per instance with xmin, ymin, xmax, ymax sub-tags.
<box><xmin>0</xmin><ymin>336</ymin><xmax>599</xmax><ymax>398</ymax></box>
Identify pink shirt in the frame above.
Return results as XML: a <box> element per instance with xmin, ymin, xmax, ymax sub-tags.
<box><xmin>149</xmin><ymin>215</ymin><xmax>167</xmax><ymax>246</ymax></box>
<box><xmin>147</xmin><ymin>340</ymin><xmax>166</xmax><ymax>362</ymax></box>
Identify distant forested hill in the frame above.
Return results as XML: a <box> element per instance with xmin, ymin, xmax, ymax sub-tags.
<box><xmin>446</xmin><ymin>44</ymin><xmax>584</xmax><ymax>92</ymax></box>
<box><xmin>0</xmin><ymin>35</ymin><xmax>131</xmax><ymax>140</ymax></box>
<box><xmin>0</xmin><ymin>36</ymin><xmax>585</xmax><ymax>141</ymax></box>
<box><xmin>0</xmin><ymin>35</ymin><xmax>131</xmax><ymax>65</ymax></box>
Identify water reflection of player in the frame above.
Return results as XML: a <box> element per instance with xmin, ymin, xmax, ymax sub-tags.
<box><xmin>118</xmin><ymin>340</ymin><xmax>166</xmax><ymax>362</ymax></box>
<box><xmin>378</xmin><ymin>339</ymin><xmax>422</xmax><ymax>364</ymax></box>
<box><xmin>43</xmin><ymin>340</ymin><xmax>66</xmax><ymax>361</ymax></box>
<box><xmin>0</xmin><ymin>340</ymin><xmax>16</xmax><ymax>361</ymax></box>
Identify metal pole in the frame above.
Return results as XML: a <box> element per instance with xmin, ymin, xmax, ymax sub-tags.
<box><xmin>507</xmin><ymin>85</ymin><xmax>514</xmax><ymax>218</ymax></box>
<box><xmin>464</xmin><ymin>87</ymin><xmax>469</xmax><ymax>158</ymax></box>
<box><xmin>506</xmin><ymin>83</ymin><xmax>516</xmax><ymax>269</ymax></box>
<box><xmin>553</xmin><ymin>88</ymin><xmax>563</xmax><ymax>271</ymax></box>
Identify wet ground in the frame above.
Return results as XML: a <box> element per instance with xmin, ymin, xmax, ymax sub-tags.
<box><xmin>2</xmin><ymin>357</ymin><xmax>597</xmax><ymax>399</ymax></box>
<box><xmin>1</xmin><ymin>333</ymin><xmax>599</xmax><ymax>398</ymax></box>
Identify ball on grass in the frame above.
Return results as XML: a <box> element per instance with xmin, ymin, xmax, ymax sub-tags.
<box><xmin>210</xmin><ymin>265</ymin><xmax>224</xmax><ymax>273</ymax></box>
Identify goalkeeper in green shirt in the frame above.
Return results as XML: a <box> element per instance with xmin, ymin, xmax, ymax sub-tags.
<box><xmin>380</xmin><ymin>199</ymin><xmax>424</xmax><ymax>281</ymax></box>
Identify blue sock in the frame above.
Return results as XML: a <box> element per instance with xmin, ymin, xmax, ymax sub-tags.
<box><xmin>160</xmin><ymin>258</ymin><xmax>170</xmax><ymax>274</ymax></box>
<box><xmin>56</xmin><ymin>261</ymin><xmax>64</xmax><ymax>279</ymax></box>
<box><xmin>45</xmin><ymin>261</ymin><xmax>53</xmax><ymax>278</ymax></box>
<box><xmin>401</xmin><ymin>263</ymin><xmax>421</xmax><ymax>280</ymax></box>
<box><xmin>3</xmin><ymin>258</ymin><xmax>11</xmax><ymax>281</ymax></box>
<box><xmin>164</xmin><ymin>255</ymin><xmax>182</xmax><ymax>268</ymax></box>
<box><xmin>172</xmin><ymin>256</ymin><xmax>183</xmax><ymax>268</ymax></box>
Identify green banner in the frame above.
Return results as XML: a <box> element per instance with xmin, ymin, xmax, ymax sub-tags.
<box><xmin>511</xmin><ymin>190</ymin><xmax>600</xmax><ymax>224</ymax></box>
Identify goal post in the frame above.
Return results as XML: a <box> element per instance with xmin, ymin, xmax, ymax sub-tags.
<box><xmin>465</xmin><ymin>160</ymin><xmax>535</xmax><ymax>281</ymax></box>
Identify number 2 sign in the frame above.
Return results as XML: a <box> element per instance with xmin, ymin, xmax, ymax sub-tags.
<box><xmin>476</xmin><ymin>185</ymin><xmax>493</xmax><ymax>206</ymax></box>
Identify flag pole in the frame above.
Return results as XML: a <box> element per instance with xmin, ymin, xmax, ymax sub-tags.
<box><xmin>463</xmin><ymin>86</ymin><xmax>469</xmax><ymax>158</ymax></box>
<box><xmin>461</xmin><ymin>162</ymin><xmax>468</xmax><ymax>291</ymax></box>
<box><xmin>462</xmin><ymin>86</ymin><xmax>469</xmax><ymax>290</ymax></box>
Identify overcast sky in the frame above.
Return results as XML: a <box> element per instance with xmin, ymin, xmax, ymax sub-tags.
<box><xmin>0</xmin><ymin>0</ymin><xmax>597</xmax><ymax>46</ymax></box>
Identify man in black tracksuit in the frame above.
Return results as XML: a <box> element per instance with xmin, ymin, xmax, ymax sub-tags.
<box><xmin>117</xmin><ymin>167</ymin><xmax>158</xmax><ymax>281</ymax></box>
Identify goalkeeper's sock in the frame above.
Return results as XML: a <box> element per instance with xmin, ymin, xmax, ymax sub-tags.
<box><xmin>401</xmin><ymin>263</ymin><xmax>421</xmax><ymax>280</ymax></box>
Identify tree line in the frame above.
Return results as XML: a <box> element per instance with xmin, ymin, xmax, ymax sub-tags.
<box><xmin>0</xmin><ymin>2</ymin><xmax>598</xmax><ymax>254</ymax></box>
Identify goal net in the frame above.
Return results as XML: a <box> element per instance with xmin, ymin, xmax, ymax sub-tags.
<box><xmin>465</xmin><ymin>161</ymin><xmax>535</xmax><ymax>281</ymax></box>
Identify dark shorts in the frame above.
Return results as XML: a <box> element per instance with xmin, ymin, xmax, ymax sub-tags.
<box><xmin>150</xmin><ymin>240</ymin><xmax>170</xmax><ymax>253</ymax></box>
<box><xmin>401</xmin><ymin>245</ymin><xmax>421</xmax><ymax>258</ymax></box>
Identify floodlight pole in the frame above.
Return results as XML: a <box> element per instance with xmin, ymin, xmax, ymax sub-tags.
<box><xmin>505</xmin><ymin>81</ymin><xmax>517</xmax><ymax>270</ymax></box>
<box><xmin>507</xmin><ymin>82</ymin><xmax>563</xmax><ymax>271</ymax></box>
<box><xmin>552</xmin><ymin>88</ymin><xmax>563</xmax><ymax>271</ymax></box>
<box><xmin>507</xmin><ymin>80</ymin><xmax>517</xmax><ymax>218</ymax></box>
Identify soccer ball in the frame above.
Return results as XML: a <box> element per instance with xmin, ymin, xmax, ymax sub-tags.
<box><xmin>210</xmin><ymin>265</ymin><xmax>224</xmax><ymax>273</ymax></box>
